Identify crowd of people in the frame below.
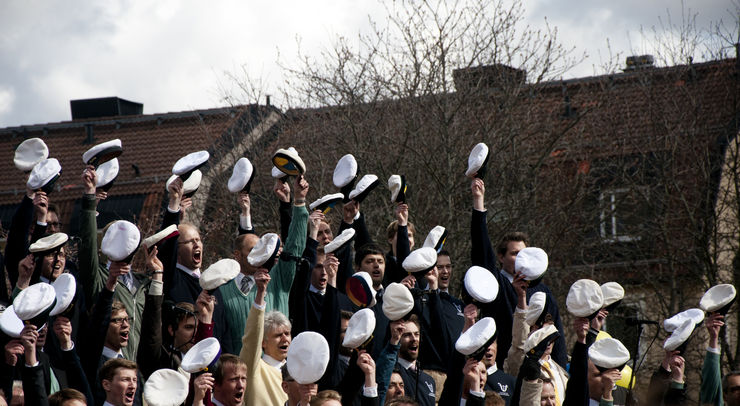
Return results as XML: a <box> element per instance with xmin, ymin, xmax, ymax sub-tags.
<box><xmin>0</xmin><ymin>139</ymin><xmax>738</xmax><ymax>406</ymax></box>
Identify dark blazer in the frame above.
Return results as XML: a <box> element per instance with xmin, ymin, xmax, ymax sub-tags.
<box><xmin>485</xmin><ymin>368</ymin><xmax>516</xmax><ymax>406</ymax></box>
<box><xmin>397</xmin><ymin>361</ymin><xmax>436</xmax><ymax>406</ymax></box>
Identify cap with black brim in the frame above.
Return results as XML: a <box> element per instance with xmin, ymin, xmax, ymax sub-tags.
<box><xmin>346</xmin><ymin>272</ymin><xmax>377</xmax><ymax>308</ymax></box>
<box><xmin>699</xmin><ymin>284</ymin><xmax>737</xmax><ymax>316</ymax></box>
<box><xmin>324</xmin><ymin>228</ymin><xmax>355</xmax><ymax>254</ymax></box>
<box><xmin>247</xmin><ymin>233</ymin><xmax>281</xmax><ymax>271</ymax></box>
<box><xmin>288</xmin><ymin>332</ymin><xmax>331</xmax><ymax>384</ymax></box>
<box><xmin>349</xmin><ymin>174</ymin><xmax>380</xmax><ymax>203</ymax></box>
<box><xmin>589</xmin><ymin>337</ymin><xmax>630</xmax><ymax>373</ymax></box>
<box><xmin>272</xmin><ymin>147</ymin><xmax>306</xmax><ymax>176</ymax></box>
<box><xmin>566</xmin><ymin>279</ymin><xmax>604</xmax><ymax>320</ymax></box>
<box><xmin>465</xmin><ymin>143</ymin><xmax>490</xmax><ymax>180</ymax></box>
<box><xmin>382</xmin><ymin>283</ymin><xmax>415</xmax><ymax>321</ymax></box>
<box><xmin>180</xmin><ymin>337</ymin><xmax>222</xmax><ymax>375</ymax></box>
<box><xmin>523</xmin><ymin>324</ymin><xmax>560</xmax><ymax>360</ymax></box>
<box><xmin>600</xmin><ymin>282</ymin><xmax>625</xmax><ymax>312</ymax></box>
<box><xmin>228</xmin><ymin>157</ymin><xmax>255</xmax><ymax>194</ymax></box>
<box><xmin>664</xmin><ymin>308</ymin><xmax>705</xmax><ymax>333</ymax></box>
<box><xmin>172</xmin><ymin>151</ymin><xmax>209</xmax><ymax>182</ymax></box>
<box><xmin>200</xmin><ymin>258</ymin><xmax>241</xmax><ymax>294</ymax></box>
<box><xmin>334</xmin><ymin>154</ymin><xmax>358</xmax><ymax>202</ymax></box>
<box><xmin>455</xmin><ymin>317</ymin><xmax>497</xmax><ymax>361</ymax></box>
<box><xmin>461</xmin><ymin>266</ymin><xmax>499</xmax><ymax>306</ymax></box>
<box><xmin>515</xmin><ymin>247</ymin><xmax>548</xmax><ymax>288</ymax></box>
<box><xmin>422</xmin><ymin>226</ymin><xmax>448</xmax><ymax>253</ymax></box>
<box><xmin>27</xmin><ymin>158</ymin><xmax>62</xmax><ymax>194</ymax></box>
<box><xmin>402</xmin><ymin>247</ymin><xmax>437</xmax><ymax>275</ymax></box>
<box><xmin>50</xmin><ymin>273</ymin><xmax>77</xmax><ymax>318</ymax></box>
<box><xmin>343</xmin><ymin>308</ymin><xmax>376</xmax><ymax>350</ymax></box>
<box><xmin>525</xmin><ymin>291</ymin><xmax>551</xmax><ymax>327</ymax></box>
<box><xmin>141</xmin><ymin>224</ymin><xmax>180</xmax><ymax>251</ymax></box>
<box><xmin>13</xmin><ymin>282</ymin><xmax>57</xmax><ymax>330</ymax></box>
<box><xmin>15</xmin><ymin>138</ymin><xmax>49</xmax><ymax>172</ymax></box>
<box><xmin>167</xmin><ymin>170</ymin><xmax>202</xmax><ymax>199</ymax></box>
<box><xmin>29</xmin><ymin>233</ymin><xmax>69</xmax><ymax>258</ymax></box>
<box><xmin>663</xmin><ymin>319</ymin><xmax>696</xmax><ymax>355</ymax></box>
<box><xmin>96</xmin><ymin>158</ymin><xmax>119</xmax><ymax>192</ymax></box>
<box><xmin>143</xmin><ymin>368</ymin><xmax>189</xmax><ymax>406</ymax></box>
<box><xmin>83</xmin><ymin>139</ymin><xmax>122</xmax><ymax>168</ymax></box>
<box><xmin>0</xmin><ymin>306</ymin><xmax>24</xmax><ymax>338</ymax></box>
<box><xmin>101</xmin><ymin>220</ymin><xmax>141</xmax><ymax>264</ymax></box>
<box><xmin>309</xmin><ymin>193</ymin><xmax>345</xmax><ymax>214</ymax></box>
<box><xmin>388</xmin><ymin>175</ymin><xmax>408</xmax><ymax>204</ymax></box>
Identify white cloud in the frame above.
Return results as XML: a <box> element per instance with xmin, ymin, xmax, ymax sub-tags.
<box><xmin>0</xmin><ymin>86</ymin><xmax>15</xmax><ymax>115</ymax></box>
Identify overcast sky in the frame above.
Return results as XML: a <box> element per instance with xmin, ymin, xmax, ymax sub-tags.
<box><xmin>0</xmin><ymin>0</ymin><xmax>735</xmax><ymax>128</ymax></box>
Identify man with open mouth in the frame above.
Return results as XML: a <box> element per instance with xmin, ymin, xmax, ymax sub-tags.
<box><xmin>100</xmin><ymin>358</ymin><xmax>138</xmax><ymax>406</ymax></box>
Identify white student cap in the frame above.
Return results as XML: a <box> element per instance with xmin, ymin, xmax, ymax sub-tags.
<box><xmin>228</xmin><ymin>157</ymin><xmax>255</xmax><ymax>193</ymax></box>
<box><xmin>525</xmin><ymin>291</ymin><xmax>548</xmax><ymax>327</ymax></box>
<box><xmin>589</xmin><ymin>337</ymin><xmax>630</xmax><ymax>372</ymax></box>
<box><xmin>101</xmin><ymin>220</ymin><xmax>141</xmax><ymax>263</ymax></box>
<box><xmin>423</xmin><ymin>226</ymin><xmax>447</xmax><ymax>253</ymax></box>
<box><xmin>566</xmin><ymin>279</ymin><xmax>604</xmax><ymax>319</ymax></box>
<box><xmin>50</xmin><ymin>273</ymin><xmax>76</xmax><ymax>317</ymax></box>
<box><xmin>27</xmin><ymin>158</ymin><xmax>61</xmax><ymax>193</ymax></box>
<box><xmin>663</xmin><ymin>319</ymin><xmax>695</xmax><ymax>353</ymax></box>
<box><xmin>388</xmin><ymin>175</ymin><xmax>407</xmax><ymax>203</ymax></box>
<box><xmin>455</xmin><ymin>317</ymin><xmax>497</xmax><ymax>360</ymax></box>
<box><xmin>334</xmin><ymin>154</ymin><xmax>358</xmax><ymax>201</ymax></box>
<box><xmin>287</xmin><ymin>331</ymin><xmax>330</xmax><ymax>384</ymax></box>
<box><xmin>143</xmin><ymin>368</ymin><xmax>189</xmax><ymax>406</ymax></box>
<box><xmin>523</xmin><ymin>323</ymin><xmax>559</xmax><ymax>356</ymax></box>
<box><xmin>515</xmin><ymin>247</ymin><xmax>548</xmax><ymax>284</ymax></box>
<box><xmin>699</xmin><ymin>284</ymin><xmax>736</xmax><ymax>315</ymax></box>
<box><xmin>465</xmin><ymin>143</ymin><xmax>489</xmax><ymax>179</ymax></box>
<box><xmin>0</xmin><ymin>306</ymin><xmax>24</xmax><ymax>337</ymax></box>
<box><xmin>273</xmin><ymin>147</ymin><xmax>306</xmax><ymax>176</ymax></box>
<box><xmin>402</xmin><ymin>247</ymin><xmax>438</xmax><ymax>275</ymax></box>
<box><xmin>13</xmin><ymin>282</ymin><xmax>57</xmax><ymax>324</ymax></box>
<box><xmin>166</xmin><ymin>170</ymin><xmax>202</xmax><ymax>198</ymax></box>
<box><xmin>600</xmin><ymin>282</ymin><xmax>625</xmax><ymax>311</ymax></box>
<box><xmin>141</xmin><ymin>224</ymin><xmax>179</xmax><ymax>250</ymax></box>
<box><xmin>462</xmin><ymin>266</ymin><xmax>499</xmax><ymax>304</ymax></box>
<box><xmin>172</xmin><ymin>151</ymin><xmax>209</xmax><ymax>181</ymax></box>
<box><xmin>664</xmin><ymin>308</ymin><xmax>704</xmax><ymax>333</ymax></box>
<box><xmin>346</xmin><ymin>272</ymin><xmax>377</xmax><ymax>308</ymax></box>
<box><xmin>324</xmin><ymin>228</ymin><xmax>355</xmax><ymax>254</ymax></box>
<box><xmin>247</xmin><ymin>233</ymin><xmax>281</xmax><ymax>269</ymax></box>
<box><xmin>14</xmin><ymin>138</ymin><xmax>48</xmax><ymax>172</ymax></box>
<box><xmin>83</xmin><ymin>139</ymin><xmax>122</xmax><ymax>167</ymax></box>
<box><xmin>200</xmin><ymin>258</ymin><xmax>241</xmax><ymax>292</ymax></box>
<box><xmin>309</xmin><ymin>193</ymin><xmax>344</xmax><ymax>214</ymax></box>
<box><xmin>96</xmin><ymin>158</ymin><xmax>119</xmax><ymax>191</ymax></box>
<box><xmin>342</xmin><ymin>308</ymin><xmax>376</xmax><ymax>349</ymax></box>
<box><xmin>180</xmin><ymin>337</ymin><xmax>221</xmax><ymax>373</ymax></box>
<box><xmin>29</xmin><ymin>233</ymin><xmax>68</xmax><ymax>256</ymax></box>
<box><xmin>382</xmin><ymin>283</ymin><xmax>415</xmax><ymax>321</ymax></box>
<box><xmin>349</xmin><ymin>174</ymin><xmax>380</xmax><ymax>203</ymax></box>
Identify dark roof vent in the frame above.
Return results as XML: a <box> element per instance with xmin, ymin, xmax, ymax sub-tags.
<box><xmin>624</xmin><ymin>55</ymin><xmax>654</xmax><ymax>71</ymax></box>
<box><xmin>453</xmin><ymin>64</ymin><xmax>526</xmax><ymax>92</ymax></box>
<box><xmin>70</xmin><ymin>97</ymin><xmax>143</xmax><ymax>120</ymax></box>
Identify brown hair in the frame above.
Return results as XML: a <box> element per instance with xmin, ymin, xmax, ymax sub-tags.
<box><xmin>100</xmin><ymin>358</ymin><xmax>137</xmax><ymax>382</ymax></box>
<box><xmin>213</xmin><ymin>354</ymin><xmax>246</xmax><ymax>385</ymax></box>
<box><xmin>49</xmin><ymin>388</ymin><xmax>87</xmax><ymax>406</ymax></box>
<box><xmin>111</xmin><ymin>300</ymin><xmax>126</xmax><ymax>316</ymax></box>
<box><xmin>386</xmin><ymin>397</ymin><xmax>419</xmax><ymax>406</ymax></box>
<box><xmin>386</xmin><ymin>221</ymin><xmax>416</xmax><ymax>241</ymax></box>
<box><xmin>309</xmin><ymin>390</ymin><xmax>342</xmax><ymax>405</ymax></box>
<box><xmin>496</xmin><ymin>232</ymin><xmax>528</xmax><ymax>256</ymax></box>
<box><xmin>485</xmin><ymin>391</ymin><xmax>505</xmax><ymax>406</ymax></box>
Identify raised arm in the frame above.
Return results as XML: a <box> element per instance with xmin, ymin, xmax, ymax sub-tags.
<box><xmin>470</xmin><ymin>179</ymin><xmax>498</xmax><ymax>271</ymax></box>
<box><xmin>236</xmin><ymin>192</ymin><xmax>256</xmax><ymax>235</ymax></box>
<box><xmin>700</xmin><ymin>313</ymin><xmax>723</xmax><ymax>405</ymax></box>
<box><xmin>78</xmin><ymin>166</ymin><xmax>106</xmax><ymax>308</ymax></box>
<box><xmin>274</xmin><ymin>179</ymin><xmax>292</xmax><ymax>242</ymax></box>
<box><xmin>136</xmin><ymin>247</ymin><xmax>165</xmax><ymax>379</ymax></box>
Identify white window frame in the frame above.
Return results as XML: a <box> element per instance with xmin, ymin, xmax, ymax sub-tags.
<box><xmin>599</xmin><ymin>187</ymin><xmax>643</xmax><ymax>243</ymax></box>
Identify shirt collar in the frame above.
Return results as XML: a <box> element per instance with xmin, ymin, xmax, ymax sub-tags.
<box><xmin>309</xmin><ymin>284</ymin><xmax>326</xmax><ymax>296</ymax></box>
<box><xmin>211</xmin><ymin>395</ymin><xmax>226</xmax><ymax>406</ymax></box>
<box><xmin>102</xmin><ymin>346</ymin><xmax>123</xmax><ymax>359</ymax></box>
<box><xmin>440</xmin><ymin>287</ymin><xmax>449</xmax><ymax>294</ymax></box>
<box><xmin>487</xmin><ymin>364</ymin><xmax>498</xmax><ymax>375</ymax></box>
<box><xmin>176</xmin><ymin>263</ymin><xmax>201</xmax><ymax>278</ymax></box>
<box><xmin>397</xmin><ymin>357</ymin><xmax>415</xmax><ymax>370</ymax></box>
<box><xmin>262</xmin><ymin>354</ymin><xmax>286</xmax><ymax>370</ymax></box>
<box><xmin>40</xmin><ymin>276</ymin><xmax>50</xmax><ymax>284</ymax></box>
<box><xmin>338</xmin><ymin>355</ymin><xmax>350</xmax><ymax>365</ymax></box>
<box><xmin>502</xmin><ymin>270</ymin><xmax>515</xmax><ymax>284</ymax></box>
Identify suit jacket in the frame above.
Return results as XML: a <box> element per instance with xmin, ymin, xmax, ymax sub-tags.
<box><xmin>397</xmin><ymin>361</ymin><xmax>436</xmax><ymax>406</ymax></box>
<box><xmin>485</xmin><ymin>368</ymin><xmax>516</xmax><ymax>406</ymax></box>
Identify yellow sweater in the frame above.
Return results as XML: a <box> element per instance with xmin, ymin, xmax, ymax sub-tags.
<box><xmin>240</xmin><ymin>304</ymin><xmax>289</xmax><ymax>405</ymax></box>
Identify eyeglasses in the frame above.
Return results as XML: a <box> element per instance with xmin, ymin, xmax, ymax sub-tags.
<box><xmin>110</xmin><ymin>316</ymin><xmax>133</xmax><ymax>325</ymax></box>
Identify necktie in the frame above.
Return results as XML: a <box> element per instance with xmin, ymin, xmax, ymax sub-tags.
<box><xmin>542</xmin><ymin>361</ymin><xmax>561</xmax><ymax>406</ymax></box>
<box><xmin>240</xmin><ymin>276</ymin><xmax>253</xmax><ymax>295</ymax></box>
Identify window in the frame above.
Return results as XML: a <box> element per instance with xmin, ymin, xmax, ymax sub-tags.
<box><xmin>599</xmin><ymin>187</ymin><xmax>648</xmax><ymax>243</ymax></box>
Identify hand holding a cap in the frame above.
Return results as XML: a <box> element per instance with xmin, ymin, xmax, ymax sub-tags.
<box><xmin>342</xmin><ymin>200</ymin><xmax>359</xmax><ymax>224</ymax></box>
<box><xmin>705</xmin><ymin>313</ymin><xmax>723</xmax><ymax>349</ymax></box>
<box><xmin>357</xmin><ymin>350</ymin><xmax>377</xmax><ymax>389</ymax></box>
<box><xmin>462</xmin><ymin>358</ymin><xmax>486</xmax><ymax>397</ymax></box>
<box><xmin>196</xmin><ymin>290</ymin><xmax>215</xmax><ymax>325</ymax></box>
<box><xmin>238</xmin><ymin>192</ymin><xmax>251</xmax><ymax>216</ymax></box>
<box><xmin>167</xmin><ymin>177</ymin><xmax>184</xmax><ymax>212</ymax></box>
<box><xmin>463</xmin><ymin>304</ymin><xmax>478</xmax><ymax>332</ymax></box>
<box><xmin>574</xmin><ymin>317</ymin><xmax>590</xmax><ymax>344</ymax></box>
<box><xmin>400</xmin><ymin>275</ymin><xmax>415</xmax><ymax>290</ymax></box>
<box><xmin>146</xmin><ymin>246</ymin><xmax>163</xmax><ymax>279</ymax></box>
<box><xmin>600</xmin><ymin>369</ymin><xmax>622</xmax><ymax>401</ymax></box>
<box><xmin>180</xmin><ymin>197</ymin><xmax>193</xmax><ymax>221</ymax></box>
<box><xmin>591</xmin><ymin>310</ymin><xmax>608</xmax><ymax>331</ymax></box>
<box><xmin>33</xmin><ymin>191</ymin><xmax>49</xmax><ymax>223</ymax></box>
<box><xmin>308</xmin><ymin>210</ymin><xmax>325</xmax><ymax>240</ymax></box>
<box><xmin>471</xmin><ymin>179</ymin><xmax>485</xmax><ymax>212</ymax></box>
<box><xmin>424</xmin><ymin>266</ymin><xmax>438</xmax><ymax>291</ymax></box>
<box><xmin>513</xmin><ymin>272</ymin><xmax>528</xmax><ymax>310</ymax></box>
<box><xmin>192</xmin><ymin>372</ymin><xmax>214</xmax><ymax>405</ymax></box>
<box><xmin>17</xmin><ymin>254</ymin><xmax>35</xmax><ymax>290</ymax></box>
<box><xmin>274</xmin><ymin>179</ymin><xmax>291</xmax><ymax>203</ymax></box>
<box><xmin>293</xmin><ymin>175</ymin><xmax>309</xmax><ymax>205</ymax></box>
<box><xmin>669</xmin><ymin>354</ymin><xmax>685</xmax><ymax>384</ymax></box>
<box><xmin>324</xmin><ymin>254</ymin><xmax>339</xmax><ymax>287</ymax></box>
<box><xmin>106</xmin><ymin>262</ymin><xmax>131</xmax><ymax>292</ymax></box>
<box><xmin>255</xmin><ymin>270</ymin><xmax>270</xmax><ymax>306</ymax></box>
<box><xmin>82</xmin><ymin>165</ymin><xmax>97</xmax><ymax>195</ymax></box>
<box><xmin>4</xmin><ymin>340</ymin><xmax>24</xmax><ymax>367</ymax></box>
<box><xmin>53</xmin><ymin>316</ymin><xmax>73</xmax><ymax>350</ymax></box>
<box><xmin>389</xmin><ymin>319</ymin><xmax>406</xmax><ymax>345</ymax></box>
<box><xmin>395</xmin><ymin>203</ymin><xmax>409</xmax><ymax>227</ymax></box>
<box><xmin>20</xmin><ymin>325</ymin><xmax>38</xmax><ymax>366</ymax></box>
<box><xmin>298</xmin><ymin>383</ymin><xmax>318</xmax><ymax>405</ymax></box>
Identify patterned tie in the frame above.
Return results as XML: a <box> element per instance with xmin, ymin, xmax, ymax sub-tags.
<box><xmin>542</xmin><ymin>361</ymin><xmax>561</xmax><ymax>406</ymax></box>
<box><xmin>240</xmin><ymin>276</ymin><xmax>253</xmax><ymax>295</ymax></box>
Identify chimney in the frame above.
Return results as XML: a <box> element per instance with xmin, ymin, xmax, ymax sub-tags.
<box><xmin>453</xmin><ymin>64</ymin><xmax>526</xmax><ymax>92</ymax></box>
<box><xmin>70</xmin><ymin>97</ymin><xmax>143</xmax><ymax>120</ymax></box>
<box><xmin>623</xmin><ymin>55</ymin><xmax>655</xmax><ymax>71</ymax></box>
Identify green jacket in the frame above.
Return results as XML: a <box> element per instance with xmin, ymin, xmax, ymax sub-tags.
<box><xmin>700</xmin><ymin>348</ymin><xmax>722</xmax><ymax>406</ymax></box>
<box><xmin>78</xmin><ymin>194</ymin><xmax>150</xmax><ymax>360</ymax></box>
